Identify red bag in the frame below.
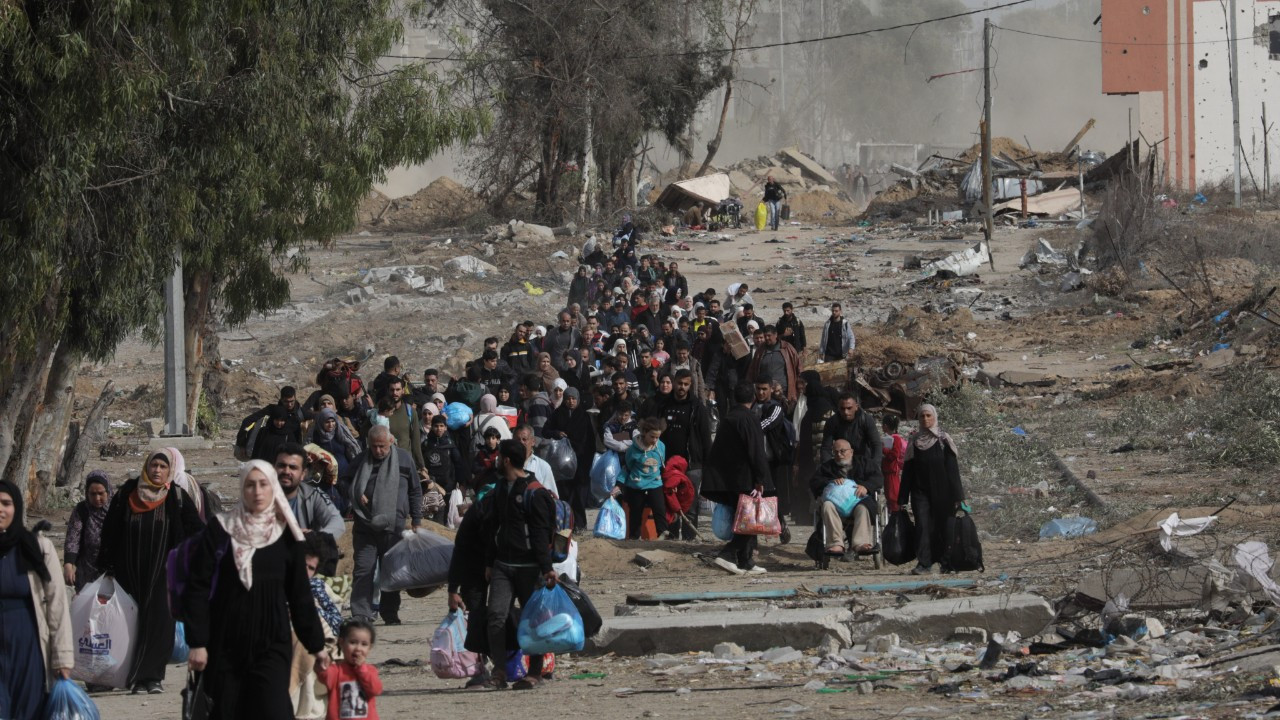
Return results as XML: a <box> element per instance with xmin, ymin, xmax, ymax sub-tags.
<box><xmin>733</xmin><ymin>491</ymin><xmax>781</xmax><ymax>536</ymax></box>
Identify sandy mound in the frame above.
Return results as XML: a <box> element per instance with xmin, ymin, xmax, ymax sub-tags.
<box><xmin>356</xmin><ymin>189</ymin><xmax>392</xmax><ymax>226</ymax></box>
<box><xmin>788</xmin><ymin>190</ymin><xmax>859</xmax><ymax>224</ymax></box>
<box><xmin>378</xmin><ymin>177</ymin><xmax>483</xmax><ymax>232</ymax></box>
<box><xmin>884</xmin><ymin>306</ymin><xmax>978</xmax><ymax>341</ymax></box>
<box><xmin>959</xmin><ymin>137</ymin><xmax>1033</xmax><ymax>163</ymax></box>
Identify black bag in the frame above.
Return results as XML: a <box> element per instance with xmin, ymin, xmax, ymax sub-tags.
<box><xmin>557</xmin><ymin>574</ymin><xmax>602</xmax><ymax>638</ymax></box>
<box><xmin>943</xmin><ymin>511</ymin><xmax>984</xmax><ymax>572</ymax></box>
<box><xmin>182</xmin><ymin>671</ymin><xmax>212</xmax><ymax>720</ymax></box>
<box><xmin>881</xmin><ymin>510</ymin><xmax>917</xmax><ymax>566</ymax></box>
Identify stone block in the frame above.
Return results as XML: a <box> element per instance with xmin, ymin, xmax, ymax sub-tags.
<box><xmin>142</xmin><ymin>418</ymin><xmax>165</xmax><ymax>437</ymax></box>
<box><xmin>148</xmin><ymin>435</ymin><xmax>212</xmax><ymax>451</ymax></box>
<box><xmin>854</xmin><ymin>593</ymin><xmax>1054</xmax><ymax>644</ymax></box>
<box><xmin>443</xmin><ymin>255</ymin><xmax>498</xmax><ymax>274</ymax></box>
<box><xmin>633</xmin><ymin>550</ymin><xmax>677</xmax><ymax>568</ymax></box>
<box><xmin>586</xmin><ymin>608</ymin><xmax>853</xmax><ymax>656</ymax></box>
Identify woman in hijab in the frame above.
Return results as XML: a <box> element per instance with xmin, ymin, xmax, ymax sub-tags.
<box><xmin>100</xmin><ymin>449</ymin><xmax>205</xmax><ymax>693</ymax></box>
<box><xmin>252</xmin><ymin>403</ymin><xmax>298</xmax><ymax>462</ymax></box>
<box><xmin>0</xmin><ymin>480</ymin><xmax>74</xmax><ymax>719</ymax></box>
<box><xmin>184</xmin><ymin>461</ymin><xmax>326</xmax><ymax>719</ymax></box>
<box><xmin>543</xmin><ymin>387</ymin><xmax>596</xmax><ymax>528</ymax></box>
<box><xmin>309</xmin><ymin>408</ymin><xmax>361</xmax><ymax>480</ymax></box>
<box><xmin>899</xmin><ymin>404</ymin><xmax>964</xmax><ymax>576</ymax></box>
<box><xmin>549</xmin><ymin>377</ymin><xmax>568</xmax><ymax>409</ymax></box>
<box><xmin>471</xmin><ymin>394</ymin><xmax>512</xmax><ymax>445</ymax></box>
<box><xmin>536</xmin><ymin>352</ymin><xmax>560</xmax><ymax>393</ymax></box>
<box><xmin>169</xmin><ymin>447</ymin><xmax>220</xmax><ymax>523</ymax></box>
<box><xmin>794</xmin><ymin>371</ymin><xmax>835</xmax><ymax>505</ymax></box>
<box><xmin>63</xmin><ymin>470</ymin><xmax>113</xmax><ymax>591</ymax></box>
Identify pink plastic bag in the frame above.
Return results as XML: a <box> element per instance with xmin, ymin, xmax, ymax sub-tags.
<box><xmin>430</xmin><ymin>610</ymin><xmax>482</xmax><ymax>679</ymax></box>
<box><xmin>733</xmin><ymin>491</ymin><xmax>781</xmax><ymax>536</ymax></box>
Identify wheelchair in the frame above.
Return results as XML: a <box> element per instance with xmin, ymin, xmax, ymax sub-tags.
<box><xmin>809</xmin><ymin>490</ymin><xmax>887</xmax><ymax>571</ymax></box>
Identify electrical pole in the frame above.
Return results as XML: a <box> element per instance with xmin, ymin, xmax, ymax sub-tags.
<box><xmin>1230</xmin><ymin>0</ymin><xmax>1242</xmax><ymax>208</ymax></box>
<box><xmin>162</xmin><ymin>249</ymin><xmax>189</xmax><ymax>437</ymax></box>
<box><xmin>982</xmin><ymin>18</ymin><xmax>995</xmax><ymax>270</ymax></box>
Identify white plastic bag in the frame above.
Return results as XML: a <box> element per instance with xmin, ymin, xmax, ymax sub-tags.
<box><xmin>446</xmin><ymin>488</ymin><xmax>466</xmax><ymax>530</ymax></box>
<box><xmin>552</xmin><ymin>539</ymin><xmax>579</xmax><ymax>584</ymax></box>
<box><xmin>70</xmin><ymin>575</ymin><xmax>139</xmax><ymax>689</ymax></box>
<box><xmin>379</xmin><ymin>529</ymin><xmax>454</xmax><ymax>592</ymax></box>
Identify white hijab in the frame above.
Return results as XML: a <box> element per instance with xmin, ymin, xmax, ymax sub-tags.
<box><xmin>219</xmin><ymin>460</ymin><xmax>304</xmax><ymax>590</ymax></box>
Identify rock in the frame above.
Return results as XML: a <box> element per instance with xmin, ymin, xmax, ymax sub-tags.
<box><xmin>997</xmin><ymin>370</ymin><xmax>1057</xmax><ymax>387</ymax></box>
<box><xmin>443</xmin><ymin>255</ymin><xmax>498</xmax><ymax>275</ymax></box>
<box><xmin>633</xmin><ymin>550</ymin><xmax>677</xmax><ymax>568</ymax></box>
<box><xmin>713</xmin><ymin>642</ymin><xmax>745</xmax><ymax>659</ymax></box>
<box><xmin>508</xmin><ymin>220</ymin><xmax>555</xmax><ymax>244</ymax></box>
<box><xmin>855</xmin><ymin>594</ymin><xmax>1055</xmax><ymax>644</ymax></box>
<box><xmin>949</xmin><ymin>627</ymin><xmax>988</xmax><ymax>645</ymax></box>
<box><xmin>817</xmin><ymin>633</ymin><xmax>844</xmax><ymax>657</ymax></box>
<box><xmin>552</xmin><ymin>222</ymin><xmax>577</xmax><ymax>236</ymax></box>
<box><xmin>866</xmin><ymin>634</ymin><xmax>899</xmax><ymax>653</ymax></box>
<box><xmin>761</xmin><ymin>646</ymin><xmax>804</xmax><ymax>664</ymax></box>
<box><xmin>854</xmin><ymin>681</ymin><xmax>874</xmax><ymax>695</ymax></box>
<box><xmin>406</xmin><ymin>275</ymin><xmax>427</xmax><ymax>289</ymax></box>
<box><xmin>588</xmin><ymin>608</ymin><xmax>853</xmax><ymax>656</ymax></box>
<box><xmin>421</xmin><ymin>277</ymin><xmax>445</xmax><ymax>294</ymax></box>
<box><xmin>1145</xmin><ymin>618</ymin><xmax>1166</xmax><ymax>639</ymax></box>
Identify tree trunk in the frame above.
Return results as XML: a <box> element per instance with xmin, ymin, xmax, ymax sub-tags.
<box><xmin>695</xmin><ymin>79</ymin><xmax>734</xmax><ymax>177</ymax></box>
<box><xmin>0</xmin><ymin>284</ymin><xmax>61</xmax><ymax>481</ymax></box>
<box><xmin>184</xmin><ymin>270</ymin><xmax>213</xmax><ymax>434</ymax></box>
<box><xmin>24</xmin><ymin>342</ymin><xmax>79</xmax><ymax>508</ymax></box>
<box><xmin>56</xmin><ymin>380</ymin><xmax>115</xmax><ymax>491</ymax></box>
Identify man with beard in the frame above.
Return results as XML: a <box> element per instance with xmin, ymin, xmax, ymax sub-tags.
<box><xmin>349</xmin><ymin>426</ymin><xmax>423</xmax><ymax>624</ymax></box>
<box><xmin>808</xmin><ymin>438</ymin><xmax>880</xmax><ymax>557</ymax></box>
<box><xmin>653</xmin><ymin>370</ymin><xmax>711</xmax><ymax>538</ymax></box>
<box><xmin>274</xmin><ymin>443</ymin><xmax>345</xmax><ymax>540</ymax></box>
<box><xmin>384</xmin><ymin>377</ymin><xmax>427</xmax><ymax>481</ymax></box>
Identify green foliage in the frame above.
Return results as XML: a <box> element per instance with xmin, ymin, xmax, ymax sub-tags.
<box><xmin>196</xmin><ymin>389</ymin><xmax>220</xmax><ymax>439</ymax></box>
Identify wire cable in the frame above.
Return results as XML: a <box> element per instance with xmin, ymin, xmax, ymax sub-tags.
<box><xmin>995</xmin><ymin>23</ymin><xmax>1269</xmax><ymax>46</ymax></box>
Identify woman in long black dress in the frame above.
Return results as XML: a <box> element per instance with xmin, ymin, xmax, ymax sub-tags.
<box><xmin>899</xmin><ymin>404</ymin><xmax>965</xmax><ymax>575</ymax></box>
<box><xmin>184</xmin><ymin>460</ymin><xmax>326</xmax><ymax>720</ymax></box>
<box><xmin>99</xmin><ymin>448</ymin><xmax>204</xmax><ymax>693</ymax></box>
<box><xmin>62</xmin><ymin>470</ymin><xmax>112</xmax><ymax>592</ymax></box>
<box><xmin>0</xmin><ymin>480</ymin><xmax>74</xmax><ymax>720</ymax></box>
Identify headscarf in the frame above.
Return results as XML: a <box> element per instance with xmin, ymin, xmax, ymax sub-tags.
<box><xmin>130</xmin><ymin>449</ymin><xmax>175</xmax><ymax>514</ymax></box>
<box><xmin>219</xmin><ymin>460</ymin><xmax>304</xmax><ymax>591</ymax></box>
<box><xmin>800</xmin><ymin>370</ymin><xmax>826</xmax><ymax>399</ymax></box>
<box><xmin>537</xmin><ymin>352</ymin><xmax>560</xmax><ymax>392</ymax></box>
<box><xmin>550</xmin><ymin>378</ymin><xmax>568</xmax><ymax>408</ymax></box>
<box><xmin>318</xmin><ymin>394</ymin><xmax>337</xmax><ymax>410</ymax></box>
<box><xmin>905</xmin><ymin>403</ymin><xmax>959</xmax><ymax>460</ymax></box>
<box><xmin>479</xmin><ymin>394</ymin><xmax>498</xmax><ymax>413</ymax></box>
<box><xmin>0</xmin><ymin>480</ymin><xmax>50</xmax><ymax>581</ymax></box>
<box><xmin>565</xmin><ymin>387</ymin><xmax>581</xmax><ymax>402</ymax></box>
<box><xmin>311</xmin><ymin>408</ymin><xmax>361</xmax><ymax>459</ymax></box>
<box><xmin>166</xmin><ymin>447</ymin><xmax>205</xmax><ymax>520</ymax></box>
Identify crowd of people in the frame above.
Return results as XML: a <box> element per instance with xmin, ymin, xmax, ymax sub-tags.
<box><xmin>0</xmin><ymin>220</ymin><xmax>972</xmax><ymax>718</ymax></box>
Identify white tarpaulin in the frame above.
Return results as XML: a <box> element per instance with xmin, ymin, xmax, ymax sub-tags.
<box><xmin>1157</xmin><ymin>512</ymin><xmax>1217</xmax><ymax>555</ymax></box>
<box><xmin>915</xmin><ymin>242</ymin><xmax>990</xmax><ymax>281</ymax></box>
<box><xmin>654</xmin><ymin>173</ymin><xmax>732</xmax><ymax>211</ymax></box>
<box><xmin>1235</xmin><ymin>542</ymin><xmax>1280</xmax><ymax>605</ymax></box>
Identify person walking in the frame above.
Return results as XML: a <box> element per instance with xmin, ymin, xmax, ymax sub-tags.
<box><xmin>700</xmin><ymin>384</ymin><xmax>773</xmax><ymax>575</ymax></box>
<box><xmin>762</xmin><ymin>176</ymin><xmax>787</xmax><ymax>232</ymax></box>
<box><xmin>900</xmin><ymin>404</ymin><xmax>965</xmax><ymax>575</ymax></box>
<box><xmin>62</xmin><ymin>470</ymin><xmax>113</xmax><ymax>592</ymax></box>
<box><xmin>348</xmin><ymin>426</ymin><xmax>423</xmax><ymax>624</ymax></box>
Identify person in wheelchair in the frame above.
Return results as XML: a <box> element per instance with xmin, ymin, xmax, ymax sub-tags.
<box><xmin>808</xmin><ymin>439</ymin><xmax>881</xmax><ymax>558</ymax></box>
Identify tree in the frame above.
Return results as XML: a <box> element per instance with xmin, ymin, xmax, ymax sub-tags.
<box><xmin>448</xmin><ymin>0</ymin><xmax>723</xmax><ymax>221</ymax></box>
<box><xmin>0</xmin><ymin>0</ymin><xmax>485</xmax><ymax>502</ymax></box>
<box><xmin>694</xmin><ymin>0</ymin><xmax>759</xmax><ymax>177</ymax></box>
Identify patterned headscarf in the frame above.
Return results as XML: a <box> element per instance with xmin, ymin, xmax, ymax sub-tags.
<box><xmin>219</xmin><ymin>460</ymin><xmax>304</xmax><ymax>590</ymax></box>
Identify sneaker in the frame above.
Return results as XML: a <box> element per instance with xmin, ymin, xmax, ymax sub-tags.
<box><xmin>146</xmin><ymin>681</ymin><xmax>164</xmax><ymax>695</ymax></box>
<box><xmin>779</xmin><ymin>527</ymin><xmax>791</xmax><ymax>545</ymax></box>
<box><xmin>744</xmin><ymin>565</ymin><xmax>768</xmax><ymax>575</ymax></box>
<box><xmin>713</xmin><ymin>557</ymin><xmax>745</xmax><ymax>575</ymax></box>
<box><xmin>910</xmin><ymin>564</ymin><xmax>933</xmax><ymax>576</ymax></box>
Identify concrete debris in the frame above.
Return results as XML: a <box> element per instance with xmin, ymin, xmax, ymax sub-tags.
<box><xmin>443</xmin><ymin>255</ymin><xmax>498</xmax><ymax>275</ymax></box>
<box><xmin>854</xmin><ymin>593</ymin><xmax>1055</xmax><ymax>643</ymax></box>
<box><xmin>632</xmin><ymin>550</ymin><xmax>677</xmax><ymax>568</ymax></box>
<box><xmin>915</xmin><ymin>242</ymin><xmax>989</xmax><ymax>280</ymax></box>
<box><xmin>587</xmin><ymin>607</ymin><xmax>854</xmax><ymax>656</ymax></box>
<box><xmin>1020</xmin><ymin>238</ymin><xmax>1070</xmax><ymax>267</ymax></box>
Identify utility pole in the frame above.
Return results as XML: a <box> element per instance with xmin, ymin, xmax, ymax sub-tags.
<box><xmin>162</xmin><ymin>249</ymin><xmax>189</xmax><ymax>437</ymax></box>
<box><xmin>778</xmin><ymin>1</ymin><xmax>786</xmax><ymax>112</ymax></box>
<box><xmin>982</xmin><ymin>18</ymin><xmax>995</xmax><ymax>270</ymax></box>
<box><xmin>1230</xmin><ymin>0</ymin><xmax>1242</xmax><ymax>208</ymax></box>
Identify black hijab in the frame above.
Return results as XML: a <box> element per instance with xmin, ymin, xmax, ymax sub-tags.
<box><xmin>0</xmin><ymin>480</ymin><xmax>50</xmax><ymax>581</ymax></box>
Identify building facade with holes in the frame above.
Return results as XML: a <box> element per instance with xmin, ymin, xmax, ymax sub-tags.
<box><xmin>1102</xmin><ymin>0</ymin><xmax>1280</xmax><ymax>191</ymax></box>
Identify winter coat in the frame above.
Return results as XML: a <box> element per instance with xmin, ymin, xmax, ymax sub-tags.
<box><xmin>700</xmin><ymin>404</ymin><xmax>772</xmax><ymax>506</ymax></box>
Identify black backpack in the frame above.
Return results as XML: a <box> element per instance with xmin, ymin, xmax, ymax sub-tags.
<box><xmin>944</xmin><ymin>511</ymin><xmax>984</xmax><ymax>572</ymax></box>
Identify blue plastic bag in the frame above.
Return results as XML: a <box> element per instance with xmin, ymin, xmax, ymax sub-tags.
<box><xmin>516</xmin><ymin>584</ymin><xmax>585</xmax><ymax>655</ymax></box>
<box><xmin>46</xmin><ymin>678</ymin><xmax>101</xmax><ymax>720</ymax></box>
<box><xmin>594</xmin><ymin>498</ymin><xmax>626</xmax><ymax>540</ymax></box>
<box><xmin>712</xmin><ymin>503</ymin><xmax>734</xmax><ymax>541</ymax></box>
<box><xmin>505</xmin><ymin>650</ymin><xmax>528</xmax><ymax>681</ymax></box>
<box><xmin>170</xmin><ymin>621</ymin><xmax>189</xmax><ymax>664</ymax></box>
<box><xmin>590</xmin><ymin>453</ymin><xmax>622</xmax><ymax>502</ymax></box>
<box><xmin>821</xmin><ymin>482</ymin><xmax>861</xmax><ymax>518</ymax></box>
<box><xmin>1039</xmin><ymin>517</ymin><xmax>1097</xmax><ymax>539</ymax></box>
<box><xmin>444</xmin><ymin>402</ymin><xmax>473</xmax><ymax>430</ymax></box>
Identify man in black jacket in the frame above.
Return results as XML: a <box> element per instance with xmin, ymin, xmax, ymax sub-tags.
<box><xmin>776</xmin><ymin>302</ymin><xmax>807</xmax><ymax>352</ymax></box>
<box><xmin>653</xmin><ymin>370</ymin><xmax>712</xmax><ymax>538</ymax></box>
<box><xmin>754</xmin><ymin>377</ymin><xmax>794</xmax><ymax>544</ymax></box>
<box><xmin>809</xmin><ymin>438</ymin><xmax>881</xmax><ymax>556</ymax></box>
<box><xmin>482</xmin><ymin>439</ymin><xmax>557</xmax><ymax>690</ymax></box>
<box><xmin>700</xmin><ymin>384</ymin><xmax>773</xmax><ymax>574</ymax></box>
<box><xmin>820</xmin><ymin>392</ymin><xmax>883</xmax><ymax>488</ymax></box>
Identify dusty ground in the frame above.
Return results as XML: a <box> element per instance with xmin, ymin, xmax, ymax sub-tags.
<box><xmin>44</xmin><ymin>199</ymin><xmax>1280</xmax><ymax>719</ymax></box>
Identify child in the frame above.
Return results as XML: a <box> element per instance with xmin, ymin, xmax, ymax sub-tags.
<box><xmin>472</xmin><ymin>427</ymin><xmax>502</xmax><ymax>488</ymax></box>
<box><xmin>602</xmin><ymin>401</ymin><xmax>636</xmax><ymax>456</ymax></box>
<box><xmin>881</xmin><ymin>415</ymin><xmax>907</xmax><ymax>512</ymax></box>
<box><xmin>368</xmin><ymin>396</ymin><xmax>395</xmax><ymax>432</ymax></box>
<box><xmin>317</xmin><ymin>619</ymin><xmax>383</xmax><ymax>720</ymax></box>
<box><xmin>612</xmin><ymin>416</ymin><xmax>668</xmax><ymax>539</ymax></box>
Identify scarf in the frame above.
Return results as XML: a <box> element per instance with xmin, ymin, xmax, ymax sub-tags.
<box><xmin>130</xmin><ymin>449</ymin><xmax>174</xmax><ymax>514</ymax></box>
<box><xmin>479</xmin><ymin>394</ymin><xmax>498</xmax><ymax>413</ymax></box>
<box><xmin>905</xmin><ymin>403</ymin><xmax>959</xmax><ymax>461</ymax></box>
<box><xmin>82</xmin><ymin>471</ymin><xmax>113</xmax><ymax>542</ymax></box>
<box><xmin>351</xmin><ymin>446</ymin><xmax>402</xmax><ymax>533</ymax></box>
<box><xmin>166</xmin><ymin>447</ymin><xmax>205</xmax><ymax>521</ymax></box>
<box><xmin>0</xmin><ymin>480</ymin><xmax>50</xmax><ymax>582</ymax></box>
<box><xmin>218</xmin><ymin>460</ymin><xmax>304</xmax><ymax>591</ymax></box>
<box><xmin>312</xmin><ymin>408</ymin><xmax>361</xmax><ymax>460</ymax></box>
<box><xmin>537</xmin><ymin>352</ymin><xmax>560</xmax><ymax>392</ymax></box>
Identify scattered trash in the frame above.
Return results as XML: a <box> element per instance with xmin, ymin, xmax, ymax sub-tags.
<box><xmin>1039</xmin><ymin>517</ymin><xmax>1098</xmax><ymax>539</ymax></box>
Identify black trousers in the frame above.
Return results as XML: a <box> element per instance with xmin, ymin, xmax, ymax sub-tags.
<box><xmin>620</xmin><ymin>486</ymin><xmax>668</xmax><ymax>539</ymax></box>
<box><xmin>486</xmin><ymin>562</ymin><xmax>543</xmax><ymax>680</ymax></box>
<box><xmin>717</xmin><ymin>533</ymin><xmax>758</xmax><ymax>570</ymax></box>
<box><xmin>770</xmin><ymin>463</ymin><xmax>792</xmax><ymax>526</ymax></box>
<box><xmin>911</xmin><ymin>491</ymin><xmax>951</xmax><ymax>569</ymax></box>
<box><xmin>683</xmin><ymin>468</ymin><xmax>703</xmax><ymax>539</ymax></box>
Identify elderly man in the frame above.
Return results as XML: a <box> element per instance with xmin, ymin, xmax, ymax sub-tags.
<box><xmin>349</xmin><ymin>425</ymin><xmax>423</xmax><ymax>625</ymax></box>
<box><xmin>809</xmin><ymin>439</ymin><xmax>881</xmax><ymax>557</ymax></box>
<box><xmin>274</xmin><ymin>443</ymin><xmax>345</xmax><ymax>539</ymax></box>
<box><xmin>515</xmin><ymin>423</ymin><xmax>558</xmax><ymax>498</ymax></box>
<box><xmin>820</xmin><ymin>392</ymin><xmax>883</xmax><ymax>488</ymax></box>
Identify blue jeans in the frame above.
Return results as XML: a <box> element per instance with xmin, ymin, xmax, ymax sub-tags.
<box><xmin>766</xmin><ymin>200</ymin><xmax>782</xmax><ymax>230</ymax></box>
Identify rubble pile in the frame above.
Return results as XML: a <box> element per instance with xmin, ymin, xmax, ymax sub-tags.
<box><xmin>360</xmin><ymin>176</ymin><xmax>484</xmax><ymax>232</ymax></box>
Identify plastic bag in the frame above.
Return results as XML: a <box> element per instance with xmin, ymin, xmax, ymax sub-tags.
<box><xmin>593</xmin><ymin>498</ymin><xmax>626</xmax><ymax>540</ymax></box>
<box><xmin>537</xmin><ymin>438</ymin><xmax>578</xmax><ymax>482</ymax></box>
<box><xmin>446</xmin><ymin>488</ymin><xmax>465</xmax><ymax>530</ymax></box>
<box><xmin>70</xmin><ymin>575</ymin><xmax>139</xmax><ymax>689</ymax></box>
<box><xmin>444</xmin><ymin>402</ymin><xmax>473</xmax><ymax>430</ymax></box>
<box><xmin>733</xmin><ymin>491</ymin><xmax>781</xmax><ymax>536</ymax></box>
<box><xmin>46</xmin><ymin>677</ymin><xmax>101</xmax><ymax>720</ymax></box>
<box><xmin>712</xmin><ymin>503</ymin><xmax>735</xmax><ymax>541</ymax></box>
<box><xmin>171</xmin><ymin>621</ymin><xmax>190</xmax><ymax>664</ymax></box>
<box><xmin>378</xmin><ymin>529</ymin><xmax>455</xmax><ymax>592</ymax></box>
<box><xmin>881</xmin><ymin>510</ymin><xmax>916</xmax><ymax>566</ymax></box>
<box><xmin>590</xmin><ymin>453</ymin><xmax>622</xmax><ymax>502</ymax></box>
<box><xmin>944</xmin><ymin>511</ymin><xmax>985</xmax><ymax>572</ymax></box>
<box><xmin>755</xmin><ymin>202</ymin><xmax>768</xmax><ymax>230</ymax></box>
<box><xmin>516</xmin><ymin>584</ymin><xmax>585</xmax><ymax>654</ymax></box>
<box><xmin>505</xmin><ymin>650</ymin><xmax>528</xmax><ymax>681</ymax></box>
<box><xmin>557</xmin><ymin>574</ymin><xmax>602</xmax><ymax>638</ymax></box>
<box><xmin>821</xmin><ymin>481</ymin><xmax>861</xmax><ymax>518</ymax></box>
<box><xmin>552</xmin><ymin>539</ymin><xmax>579</xmax><ymax>584</ymax></box>
<box><xmin>430</xmin><ymin>610</ymin><xmax>482</xmax><ymax>679</ymax></box>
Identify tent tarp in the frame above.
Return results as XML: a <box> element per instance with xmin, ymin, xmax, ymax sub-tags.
<box><xmin>993</xmin><ymin>188</ymin><xmax>1082</xmax><ymax>217</ymax></box>
<box><xmin>654</xmin><ymin>173</ymin><xmax>733</xmax><ymax>211</ymax></box>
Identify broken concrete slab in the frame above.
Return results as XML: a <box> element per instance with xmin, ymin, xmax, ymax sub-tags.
<box><xmin>778</xmin><ymin>147</ymin><xmax>840</xmax><ymax>186</ymax></box>
<box><xmin>586</xmin><ymin>607</ymin><xmax>853</xmax><ymax>656</ymax></box>
<box><xmin>443</xmin><ymin>255</ymin><xmax>498</xmax><ymax>275</ymax></box>
<box><xmin>508</xmin><ymin>220</ymin><xmax>555</xmax><ymax>244</ymax></box>
<box><xmin>997</xmin><ymin>370</ymin><xmax>1058</xmax><ymax>387</ymax></box>
<box><xmin>915</xmin><ymin>242</ymin><xmax>990</xmax><ymax>280</ymax></box>
<box><xmin>854</xmin><ymin>593</ymin><xmax>1054</xmax><ymax>643</ymax></box>
<box><xmin>633</xmin><ymin>550</ymin><xmax>677</xmax><ymax>568</ymax></box>
<box><xmin>1073</xmin><ymin>566</ymin><xmax>1212</xmax><ymax>612</ymax></box>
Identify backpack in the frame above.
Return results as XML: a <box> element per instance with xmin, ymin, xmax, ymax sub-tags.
<box><xmin>764</xmin><ymin>411</ymin><xmax>797</xmax><ymax>465</ymax></box>
<box><xmin>166</xmin><ymin>531</ymin><xmax>229</xmax><ymax>621</ymax></box>
<box><xmin>234</xmin><ymin>411</ymin><xmax>265</xmax><ymax>461</ymax></box>
<box><xmin>943</xmin><ymin>511</ymin><xmax>984</xmax><ymax>572</ymax></box>
<box><xmin>523</xmin><ymin>481</ymin><xmax>573</xmax><ymax>564</ymax></box>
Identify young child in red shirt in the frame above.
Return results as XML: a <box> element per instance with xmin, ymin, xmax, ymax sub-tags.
<box><xmin>317</xmin><ymin>618</ymin><xmax>384</xmax><ymax>720</ymax></box>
